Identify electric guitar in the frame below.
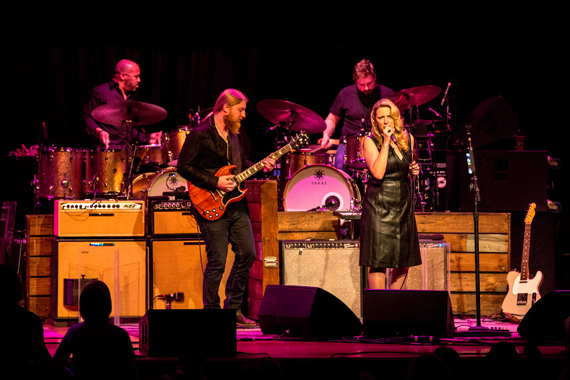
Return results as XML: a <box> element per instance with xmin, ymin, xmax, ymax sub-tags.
<box><xmin>501</xmin><ymin>203</ymin><xmax>542</xmax><ymax>318</ymax></box>
<box><xmin>188</xmin><ymin>131</ymin><xmax>309</xmax><ymax>221</ymax></box>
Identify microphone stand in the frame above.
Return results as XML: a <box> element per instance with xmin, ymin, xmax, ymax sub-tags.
<box><xmin>458</xmin><ymin>125</ymin><xmax>510</xmax><ymax>337</ymax></box>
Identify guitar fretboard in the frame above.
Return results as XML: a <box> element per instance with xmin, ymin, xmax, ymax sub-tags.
<box><xmin>520</xmin><ymin>222</ymin><xmax>531</xmax><ymax>282</ymax></box>
<box><xmin>234</xmin><ymin>143</ymin><xmax>294</xmax><ymax>184</ymax></box>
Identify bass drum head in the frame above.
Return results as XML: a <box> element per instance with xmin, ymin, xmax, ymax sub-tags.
<box><xmin>283</xmin><ymin>164</ymin><xmax>359</xmax><ymax>212</ymax></box>
<box><xmin>131</xmin><ymin>168</ymin><xmax>187</xmax><ymax>200</ymax></box>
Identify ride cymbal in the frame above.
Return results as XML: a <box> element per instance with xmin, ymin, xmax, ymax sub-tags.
<box><xmin>257</xmin><ymin>99</ymin><xmax>326</xmax><ymax>133</ymax></box>
<box><xmin>92</xmin><ymin>101</ymin><xmax>168</xmax><ymax>127</ymax></box>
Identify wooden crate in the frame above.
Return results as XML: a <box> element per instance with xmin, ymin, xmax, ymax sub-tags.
<box><xmin>416</xmin><ymin>212</ymin><xmax>510</xmax><ymax>316</ymax></box>
<box><xmin>26</xmin><ymin>215</ymin><xmax>55</xmax><ymax>318</ymax></box>
<box><xmin>245</xmin><ymin>180</ymin><xmax>279</xmax><ymax>320</ymax></box>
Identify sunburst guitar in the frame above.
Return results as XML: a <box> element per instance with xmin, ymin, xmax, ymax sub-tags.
<box><xmin>188</xmin><ymin>131</ymin><xmax>309</xmax><ymax>221</ymax></box>
<box><xmin>501</xmin><ymin>203</ymin><xmax>543</xmax><ymax>319</ymax></box>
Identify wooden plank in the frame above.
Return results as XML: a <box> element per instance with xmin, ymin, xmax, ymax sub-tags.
<box><xmin>416</xmin><ymin>213</ymin><xmax>510</xmax><ymax>234</ymax></box>
<box><xmin>28</xmin><ymin>277</ymin><xmax>51</xmax><ymax>296</ymax></box>
<box><xmin>278</xmin><ymin>211</ymin><xmax>340</xmax><ymax>233</ymax></box>
<box><xmin>450</xmin><ymin>293</ymin><xmax>504</xmax><ymax>316</ymax></box>
<box><xmin>449</xmin><ymin>272</ymin><xmax>508</xmax><ymax>293</ymax></box>
<box><xmin>26</xmin><ymin>215</ymin><xmax>54</xmax><ymax>236</ymax></box>
<box><xmin>442</xmin><ymin>234</ymin><xmax>508</xmax><ymax>253</ymax></box>
<box><xmin>260</xmin><ymin>181</ymin><xmax>280</xmax><ymax>289</ymax></box>
<box><xmin>449</xmin><ymin>253</ymin><xmax>509</xmax><ymax>272</ymax></box>
<box><xmin>28</xmin><ymin>257</ymin><xmax>52</xmax><ymax>277</ymax></box>
<box><xmin>27</xmin><ymin>237</ymin><xmax>54</xmax><ymax>257</ymax></box>
<box><xmin>27</xmin><ymin>296</ymin><xmax>51</xmax><ymax>318</ymax></box>
<box><xmin>278</xmin><ymin>231</ymin><xmax>339</xmax><ymax>241</ymax></box>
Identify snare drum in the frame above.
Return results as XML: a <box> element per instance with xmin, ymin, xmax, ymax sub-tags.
<box><xmin>162</xmin><ymin>128</ymin><xmax>191</xmax><ymax>165</ymax></box>
<box><xmin>130</xmin><ymin>168</ymin><xmax>187</xmax><ymax>200</ymax></box>
<box><xmin>283</xmin><ymin>164</ymin><xmax>360</xmax><ymax>212</ymax></box>
<box><xmin>85</xmin><ymin>149</ymin><xmax>128</xmax><ymax>195</ymax></box>
<box><xmin>136</xmin><ymin>144</ymin><xmax>164</xmax><ymax>166</ymax></box>
<box><xmin>344</xmin><ymin>133</ymin><xmax>369</xmax><ymax>169</ymax></box>
<box><xmin>37</xmin><ymin>147</ymin><xmax>86</xmax><ymax>199</ymax></box>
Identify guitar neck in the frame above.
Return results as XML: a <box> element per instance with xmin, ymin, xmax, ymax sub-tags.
<box><xmin>234</xmin><ymin>143</ymin><xmax>294</xmax><ymax>184</ymax></box>
<box><xmin>520</xmin><ymin>222</ymin><xmax>532</xmax><ymax>281</ymax></box>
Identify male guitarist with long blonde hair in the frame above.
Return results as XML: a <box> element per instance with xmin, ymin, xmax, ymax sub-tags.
<box><xmin>177</xmin><ymin>89</ymin><xmax>275</xmax><ymax>327</ymax></box>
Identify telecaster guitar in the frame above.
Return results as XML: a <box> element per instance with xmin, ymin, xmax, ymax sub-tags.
<box><xmin>502</xmin><ymin>203</ymin><xmax>542</xmax><ymax>318</ymax></box>
<box><xmin>188</xmin><ymin>131</ymin><xmax>309</xmax><ymax>221</ymax></box>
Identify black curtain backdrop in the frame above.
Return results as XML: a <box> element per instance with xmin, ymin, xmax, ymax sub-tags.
<box><xmin>2</xmin><ymin>44</ymin><xmax>569</xmax><ymax>287</ymax></box>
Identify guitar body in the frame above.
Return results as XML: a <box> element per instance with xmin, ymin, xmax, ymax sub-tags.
<box><xmin>502</xmin><ymin>270</ymin><xmax>543</xmax><ymax>318</ymax></box>
<box><xmin>187</xmin><ymin>165</ymin><xmax>247</xmax><ymax>221</ymax></box>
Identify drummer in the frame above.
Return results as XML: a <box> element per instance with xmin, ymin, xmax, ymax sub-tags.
<box><xmin>83</xmin><ymin>59</ymin><xmax>162</xmax><ymax>149</ymax></box>
<box><xmin>320</xmin><ymin>59</ymin><xmax>394</xmax><ymax>171</ymax></box>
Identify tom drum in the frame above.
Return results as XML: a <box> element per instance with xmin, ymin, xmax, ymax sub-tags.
<box><xmin>85</xmin><ymin>149</ymin><xmax>128</xmax><ymax>196</ymax></box>
<box><xmin>37</xmin><ymin>147</ymin><xmax>86</xmax><ymax>199</ymax></box>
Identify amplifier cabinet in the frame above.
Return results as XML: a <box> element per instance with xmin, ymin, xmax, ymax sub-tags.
<box><xmin>55</xmin><ymin>200</ymin><xmax>145</xmax><ymax>237</ymax></box>
<box><xmin>149</xmin><ymin>239</ymin><xmax>235</xmax><ymax>310</ymax></box>
<box><xmin>149</xmin><ymin>200</ymin><xmax>200</xmax><ymax>236</ymax></box>
<box><xmin>52</xmin><ymin>239</ymin><xmax>147</xmax><ymax>320</ymax></box>
<box><xmin>280</xmin><ymin>240</ymin><xmax>363</xmax><ymax>318</ymax></box>
<box><xmin>405</xmin><ymin>240</ymin><xmax>450</xmax><ymax>291</ymax></box>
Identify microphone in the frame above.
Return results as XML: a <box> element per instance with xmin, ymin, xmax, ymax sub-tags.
<box><xmin>391</xmin><ymin>134</ymin><xmax>397</xmax><ymax>144</ymax></box>
<box><xmin>428</xmin><ymin>107</ymin><xmax>442</xmax><ymax>118</ymax></box>
<box><xmin>156</xmin><ymin>292</ymin><xmax>184</xmax><ymax>300</ymax></box>
<box><xmin>441</xmin><ymin>81</ymin><xmax>451</xmax><ymax>106</ymax></box>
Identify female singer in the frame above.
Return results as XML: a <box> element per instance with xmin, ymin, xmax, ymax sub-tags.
<box><xmin>360</xmin><ymin>99</ymin><xmax>421</xmax><ymax>289</ymax></box>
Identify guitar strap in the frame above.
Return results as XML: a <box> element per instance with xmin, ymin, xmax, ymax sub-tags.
<box><xmin>227</xmin><ymin>132</ymin><xmax>242</xmax><ymax>174</ymax></box>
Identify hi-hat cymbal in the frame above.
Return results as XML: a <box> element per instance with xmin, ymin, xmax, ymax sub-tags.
<box><xmin>386</xmin><ymin>85</ymin><xmax>442</xmax><ymax>109</ymax></box>
<box><xmin>257</xmin><ymin>99</ymin><xmax>326</xmax><ymax>134</ymax></box>
<box><xmin>92</xmin><ymin>101</ymin><xmax>168</xmax><ymax>127</ymax></box>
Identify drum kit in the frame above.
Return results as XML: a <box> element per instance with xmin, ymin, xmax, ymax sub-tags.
<box><xmin>33</xmin><ymin>84</ymin><xmax>446</xmax><ymax>213</ymax></box>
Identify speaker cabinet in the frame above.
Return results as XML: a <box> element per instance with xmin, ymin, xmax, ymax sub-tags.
<box><xmin>280</xmin><ymin>240</ymin><xmax>363</xmax><ymax>318</ymax></box>
<box><xmin>139</xmin><ymin>309</ymin><xmax>236</xmax><ymax>358</ymax></box>
<box><xmin>518</xmin><ymin>290</ymin><xmax>570</xmax><ymax>342</ymax></box>
<box><xmin>405</xmin><ymin>240</ymin><xmax>450</xmax><ymax>291</ymax></box>
<box><xmin>363</xmin><ymin>289</ymin><xmax>455</xmax><ymax>338</ymax></box>
<box><xmin>149</xmin><ymin>239</ymin><xmax>235</xmax><ymax>310</ymax></box>
<box><xmin>53</xmin><ymin>239</ymin><xmax>147</xmax><ymax>320</ymax></box>
<box><xmin>258</xmin><ymin>285</ymin><xmax>362</xmax><ymax>340</ymax></box>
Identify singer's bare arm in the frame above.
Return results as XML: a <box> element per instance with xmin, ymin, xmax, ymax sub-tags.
<box><xmin>363</xmin><ymin>135</ymin><xmax>390</xmax><ymax>179</ymax></box>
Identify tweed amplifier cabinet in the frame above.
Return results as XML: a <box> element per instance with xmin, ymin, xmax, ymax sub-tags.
<box><xmin>52</xmin><ymin>239</ymin><xmax>147</xmax><ymax>320</ymax></box>
<box><xmin>150</xmin><ymin>239</ymin><xmax>235</xmax><ymax>310</ymax></box>
<box><xmin>149</xmin><ymin>200</ymin><xmax>200</xmax><ymax>236</ymax></box>
<box><xmin>280</xmin><ymin>240</ymin><xmax>364</xmax><ymax>318</ymax></box>
<box><xmin>404</xmin><ymin>240</ymin><xmax>450</xmax><ymax>291</ymax></box>
<box><xmin>54</xmin><ymin>200</ymin><xmax>145</xmax><ymax>237</ymax></box>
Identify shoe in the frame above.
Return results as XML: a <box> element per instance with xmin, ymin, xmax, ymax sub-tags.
<box><xmin>236</xmin><ymin>310</ymin><xmax>257</xmax><ymax>328</ymax></box>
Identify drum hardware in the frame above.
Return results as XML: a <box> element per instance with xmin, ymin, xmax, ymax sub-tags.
<box><xmin>91</xmin><ymin>101</ymin><xmax>168</xmax><ymax>199</ymax></box>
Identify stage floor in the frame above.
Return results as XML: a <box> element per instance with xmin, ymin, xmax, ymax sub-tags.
<box><xmin>42</xmin><ymin>317</ymin><xmax>568</xmax><ymax>380</ymax></box>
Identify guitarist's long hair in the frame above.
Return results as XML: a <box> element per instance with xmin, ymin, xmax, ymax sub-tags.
<box><xmin>214</xmin><ymin>89</ymin><xmax>249</xmax><ymax>114</ymax></box>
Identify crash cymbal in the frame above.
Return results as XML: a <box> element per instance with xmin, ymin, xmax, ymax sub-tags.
<box><xmin>257</xmin><ymin>99</ymin><xmax>326</xmax><ymax>133</ymax></box>
<box><xmin>92</xmin><ymin>101</ymin><xmax>168</xmax><ymax>127</ymax></box>
<box><xmin>387</xmin><ymin>85</ymin><xmax>442</xmax><ymax>109</ymax></box>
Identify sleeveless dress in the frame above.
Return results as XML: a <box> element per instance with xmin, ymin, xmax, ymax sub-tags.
<box><xmin>359</xmin><ymin>136</ymin><xmax>421</xmax><ymax>268</ymax></box>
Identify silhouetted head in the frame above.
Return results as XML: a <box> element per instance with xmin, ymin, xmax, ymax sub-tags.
<box><xmin>80</xmin><ymin>280</ymin><xmax>112</xmax><ymax>323</ymax></box>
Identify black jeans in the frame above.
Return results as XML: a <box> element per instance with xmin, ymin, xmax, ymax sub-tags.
<box><xmin>195</xmin><ymin>201</ymin><xmax>256</xmax><ymax>310</ymax></box>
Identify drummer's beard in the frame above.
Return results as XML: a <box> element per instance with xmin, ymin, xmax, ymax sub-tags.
<box><xmin>223</xmin><ymin>114</ymin><xmax>241</xmax><ymax>134</ymax></box>
<box><xmin>358</xmin><ymin>85</ymin><xmax>381</xmax><ymax>107</ymax></box>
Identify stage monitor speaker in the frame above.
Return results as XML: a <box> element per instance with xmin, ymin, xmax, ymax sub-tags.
<box><xmin>517</xmin><ymin>290</ymin><xmax>570</xmax><ymax>342</ymax></box>
<box><xmin>363</xmin><ymin>289</ymin><xmax>455</xmax><ymax>338</ymax></box>
<box><xmin>53</xmin><ymin>239</ymin><xmax>147</xmax><ymax>320</ymax></box>
<box><xmin>149</xmin><ymin>239</ymin><xmax>235</xmax><ymax>310</ymax></box>
<box><xmin>280</xmin><ymin>240</ymin><xmax>363</xmax><ymax>318</ymax></box>
<box><xmin>458</xmin><ymin>150</ymin><xmax>548</xmax><ymax>212</ymax></box>
<box><xmin>139</xmin><ymin>309</ymin><xmax>236</xmax><ymax>358</ymax></box>
<box><xmin>453</xmin><ymin>95</ymin><xmax>518</xmax><ymax>149</ymax></box>
<box><xmin>258</xmin><ymin>284</ymin><xmax>362</xmax><ymax>340</ymax></box>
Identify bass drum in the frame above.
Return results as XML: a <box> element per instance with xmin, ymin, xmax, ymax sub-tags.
<box><xmin>130</xmin><ymin>168</ymin><xmax>188</xmax><ymax>200</ymax></box>
<box><xmin>283</xmin><ymin>164</ymin><xmax>360</xmax><ymax>212</ymax></box>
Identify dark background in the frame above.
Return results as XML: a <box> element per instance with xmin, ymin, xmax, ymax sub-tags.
<box><xmin>1</xmin><ymin>44</ymin><xmax>569</xmax><ymax>289</ymax></box>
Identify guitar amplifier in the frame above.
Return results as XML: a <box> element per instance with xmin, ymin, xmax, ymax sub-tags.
<box><xmin>55</xmin><ymin>200</ymin><xmax>145</xmax><ymax>237</ymax></box>
<box><xmin>149</xmin><ymin>200</ymin><xmax>200</xmax><ymax>236</ymax></box>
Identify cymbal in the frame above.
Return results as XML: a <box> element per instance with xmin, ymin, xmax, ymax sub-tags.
<box><xmin>386</xmin><ymin>85</ymin><xmax>441</xmax><ymax>109</ymax></box>
<box><xmin>92</xmin><ymin>101</ymin><xmax>168</xmax><ymax>127</ymax></box>
<box><xmin>410</xmin><ymin>119</ymin><xmax>442</xmax><ymax>126</ymax></box>
<box><xmin>257</xmin><ymin>99</ymin><xmax>326</xmax><ymax>134</ymax></box>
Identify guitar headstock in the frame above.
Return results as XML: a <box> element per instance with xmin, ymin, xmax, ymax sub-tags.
<box><xmin>290</xmin><ymin>132</ymin><xmax>309</xmax><ymax>150</ymax></box>
<box><xmin>524</xmin><ymin>203</ymin><xmax>536</xmax><ymax>224</ymax></box>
